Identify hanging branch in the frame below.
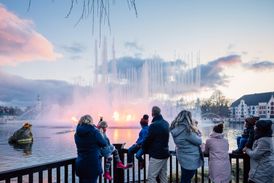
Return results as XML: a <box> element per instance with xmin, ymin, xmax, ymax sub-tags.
<box><xmin>27</xmin><ymin>0</ymin><xmax>32</xmax><ymax>12</ymax></box>
<box><xmin>27</xmin><ymin>0</ymin><xmax>137</xmax><ymax>42</ymax></box>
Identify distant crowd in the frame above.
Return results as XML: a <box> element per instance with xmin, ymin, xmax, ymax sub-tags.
<box><xmin>73</xmin><ymin>106</ymin><xmax>274</xmax><ymax>183</ymax></box>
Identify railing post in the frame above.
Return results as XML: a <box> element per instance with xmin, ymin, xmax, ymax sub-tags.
<box><xmin>243</xmin><ymin>154</ymin><xmax>250</xmax><ymax>183</ymax></box>
<box><xmin>113</xmin><ymin>143</ymin><xmax>125</xmax><ymax>183</ymax></box>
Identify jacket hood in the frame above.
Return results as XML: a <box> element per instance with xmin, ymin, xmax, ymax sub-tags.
<box><xmin>76</xmin><ymin>124</ymin><xmax>94</xmax><ymax>137</ymax></box>
<box><xmin>209</xmin><ymin>131</ymin><xmax>224</xmax><ymax>139</ymax></box>
<box><xmin>170</xmin><ymin>124</ymin><xmax>187</xmax><ymax>137</ymax></box>
<box><xmin>152</xmin><ymin>114</ymin><xmax>163</xmax><ymax>123</ymax></box>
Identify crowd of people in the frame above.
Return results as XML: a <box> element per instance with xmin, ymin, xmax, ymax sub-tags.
<box><xmin>74</xmin><ymin>107</ymin><xmax>274</xmax><ymax>183</ymax></box>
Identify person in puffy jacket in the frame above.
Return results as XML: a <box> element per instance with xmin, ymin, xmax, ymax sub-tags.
<box><xmin>243</xmin><ymin>120</ymin><xmax>274</xmax><ymax>183</ymax></box>
<box><xmin>170</xmin><ymin>110</ymin><xmax>203</xmax><ymax>183</ymax></box>
<box><xmin>204</xmin><ymin>123</ymin><xmax>231</xmax><ymax>183</ymax></box>
<box><xmin>127</xmin><ymin>114</ymin><xmax>149</xmax><ymax>169</ymax></box>
<box><xmin>232</xmin><ymin>116</ymin><xmax>259</xmax><ymax>154</ymax></box>
<box><xmin>74</xmin><ymin>115</ymin><xmax>107</xmax><ymax>183</ymax></box>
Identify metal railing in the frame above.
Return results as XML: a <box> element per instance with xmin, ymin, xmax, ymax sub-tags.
<box><xmin>0</xmin><ymin>158</ymin><xmax>75</xmax><ymax>183</ymax></box>
<box><xmin>0</xmin><ymin>144</ymin><xmax>250</xmax><ymax>183</ymax></box>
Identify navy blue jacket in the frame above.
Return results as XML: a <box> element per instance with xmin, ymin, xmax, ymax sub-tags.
<box><xmin>74</xmin><ymin>124</ymin><xmax>107</xmax><ymax>179</ymax></box>
<box><xmin>142</xmin><ymin>115</ymin><xmax>170</xmax><ymax>159</ymax></box>
<box><xmin>242</xmin><ymin>126</ymin><xmax>255</xmax><ymax>148</ymax></box>
<box><xmin>136</xmin><ymin>125</ymin><xmax>149</xmax><ymax>145</ymax></box>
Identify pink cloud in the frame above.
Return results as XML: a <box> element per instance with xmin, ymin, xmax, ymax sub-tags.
<box><xmin>215</xmin><ymin>55</ymin><xmax>242</xmax><ymax>68</ymax></box>
<box><xmin>0</xmin><ymin>4</ymin><xmax>61</xmax><ymax>66</ymax></box>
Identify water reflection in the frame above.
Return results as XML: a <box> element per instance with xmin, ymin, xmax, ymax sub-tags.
<box><xmin>0</xmin><ymin>121</ymin><xmax>248</xmax><ymax>172</ymax></box>
<box><xmin>109</xmin><ymin>128</ymin><xmax>139</xmax><ymax>148</ymax></box>
<box><xmin>10</xmin><ymin>143</ymin><xmax>32</xmax><ymax>156</ymax></box>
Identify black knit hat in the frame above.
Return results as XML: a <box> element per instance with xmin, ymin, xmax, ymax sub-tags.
<box><xmin>254</xmin><ymin>120</ymin><xmax>273</xmax><ymax>139</ymax></box>
<box><xmin>143</xmin><ymin>114</ymin><xmax>149</xmax><ymax>120</ymax></box>
<box><xmin>140</xmin><ymin>114</ymin><xmax>149</xmax><ymax>126</ymax></box>
<box><xmin>256</xmin><ymin>120</ymin><xmax>272</xmax><ymax>131</ymax></box>
<box><xmin>213</xmin><ymin>123</ymin><xmax>224</xmax><ymax>133</ymax></box>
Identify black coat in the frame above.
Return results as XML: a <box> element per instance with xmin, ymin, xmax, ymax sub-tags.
<box><xmin>242</xmin><ymin>127</ymin><xmax>255</xmax><ymax>148</ymax></box>
<box><xmin>142</xmin><ymin>115</ymin><xmax>170</xmax><ymax>159</ymax></box>
<box><xmin>74</xmin><ymin>124</ymin><xmax>107</xmax><ymax>179</ymax></box>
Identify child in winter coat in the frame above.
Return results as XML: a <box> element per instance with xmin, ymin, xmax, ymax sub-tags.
<box><xmin>204</xmin><ymin>123</ymin><xmax>231</xmax><ymax>183</ymax></box>
<box><xmin>97</xmin><ymin>120</ymin><xmax>127</xmax><ymax>180</ymax></box>
<box><xmin>127</xmin><ymin>114</ymin><xmax>149</xmax><ymax>169</ymax></box>
<box><xmin>243</xmin><ymin>120</ymin><xmax>274</xmax><ymax>183</ymax></box>
<box><xmin>232</xmin><ymin>116</ymin><xmax>259</xmax><ymax>154</ymax></box>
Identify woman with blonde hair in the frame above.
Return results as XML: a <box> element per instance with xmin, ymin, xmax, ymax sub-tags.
<box><xmin>74</xmin><ymin>115</ymin><xmax>107</xmax><ymax>183</ymax></box>
<box><xmin>170</xmin><ymin>110</ymin><xmax>203</xmax><ymax>183</ymax></box>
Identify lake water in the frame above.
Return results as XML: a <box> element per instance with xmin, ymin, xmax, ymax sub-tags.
<box><xmin>0</xmin><ymin>120</ymin><xmax>245</xmax><ymax>172</ymax></box>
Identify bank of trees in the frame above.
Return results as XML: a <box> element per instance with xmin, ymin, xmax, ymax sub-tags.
<box><xmin>201</xmin><ymin>90</ymin><xmax>231</xmax><ymax>118</ymax></box>
<box><xmin>0</xmin><ymin>106</ymin><xmax>23</xmax><ymax>116</ymax></box>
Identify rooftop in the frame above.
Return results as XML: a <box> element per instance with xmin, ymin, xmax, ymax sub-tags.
<box><xmin>231</xmin><ymin>91</ymin><xmax>274</xmax><ymax>107</ymax></box>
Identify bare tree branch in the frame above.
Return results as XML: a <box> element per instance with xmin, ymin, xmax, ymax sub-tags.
<box><xmin>65</xmin><ymin>0</ymin><xmax>75</xmax><ymax>18</ymax></box>
<box><xmin>27</xmin><ymin>0</ymin><xmax>137</xmax><ymax>41</ymax></box>
<box><xmin>27</xmin><ymin>0</ymin><xmax>32</xmax><ymax>12</ymax></box>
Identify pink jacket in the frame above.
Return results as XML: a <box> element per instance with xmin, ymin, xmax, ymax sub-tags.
<box><xmin>204</xmin><ymin>132</ymin><xmax>231</xmax><ymax>183</ymax></box>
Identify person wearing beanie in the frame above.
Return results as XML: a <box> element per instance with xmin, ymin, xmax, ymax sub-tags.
<box><xmin>232</xmin><ymin>116</ymin><xmax>260</xmax><ymax>154</ymax></box>
<box><xmin>204</xmin><ymin>123</ymin><xmax>231</xmax><ymax>183</ymax></box>
<box><xmin>74</xmin><ymin>114</ymin><xmax>107</xmax><ymax>183</ymax></box>
<box><xmin>96</xmin><ymin>118</ymin><xmax>127</xmax><ymax>180</ymax></box>
<box><xmin>127</xmin><ymin>114</ymin><xmax>149</xmax><ymax>169</ymax></box>
<box><xmin>243</xmin><ymin>120</ymin><xmax>274</xmax><ymax>183</ymax></box>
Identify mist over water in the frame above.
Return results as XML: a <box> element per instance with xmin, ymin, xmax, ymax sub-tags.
<box><xmin>1</xmin><ymin>39</ymin><xmax>218</xmax><ymax>173</ymax></box>
<box><xmin>31</xmin><ymin>38</ymin><xmax>202</xmax><ymax>127</ymax></box>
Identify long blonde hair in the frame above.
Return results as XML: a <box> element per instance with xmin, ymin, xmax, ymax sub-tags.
<box><xmin>78</xmin><ymin>115</ymin><xmax>93</xmax><ymax>125</ymax></box>
<box><xmin>170</xmin><ymin>110</ymin><xmax>199</xmax><ymax>133</ymax></box>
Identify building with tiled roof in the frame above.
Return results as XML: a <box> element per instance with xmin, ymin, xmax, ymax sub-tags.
<box><xmin>230</xmin><ymin>92</ymin><xmax>274</xmax><ymax>121</ymax></box>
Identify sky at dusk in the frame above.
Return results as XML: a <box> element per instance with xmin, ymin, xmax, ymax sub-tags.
<box><xmin>1</xmin><ymin>0</ymin><xmax>274</xmax><ymax>107</ymax></box>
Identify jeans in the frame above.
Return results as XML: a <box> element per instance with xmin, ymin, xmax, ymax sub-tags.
<box><xmin>127</xmin><ymin>144</ymin><xmax>144</xmax><ymax>163</ymax></box>
<box><xmin>237</xmin><ymin>136</ymin><xmax>248</xmax><ymax>150</ymax></box>
<box><xmin>180</xmin><ymin>167</ymin><xmax>196</xmax><ymax>183</ymax></box>
<box><xmin>79</xmin><ymin>177</ymin><xmax>98</xmax><ymax>183</ymax></box>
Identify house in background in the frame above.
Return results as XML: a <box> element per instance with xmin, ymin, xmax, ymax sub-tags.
<box><xmin>230</xmin><ymin>92</ymin><xmax>274</xmax><ymax>121</ymax></box>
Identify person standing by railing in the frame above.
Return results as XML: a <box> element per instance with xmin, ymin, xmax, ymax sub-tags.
<box><xmin>243</xmin><ymin>120</ymin><xmax>274</xmax><ymax>183</ymax></box>
<box><xmin>74</xmin><ymin>115</ymin><xmax>107</xmax><ymax>183</ymax></box>
<box><xmin>204</xmin><ymin>123</ymin><xmax>231</xmax><ymax>183</ymax></box>
<box><xmin>143</xmin><ymin>106</ymin><xmax>170</xmax><ymax>183</ymax></box>
<box><xmin>170</xmin><ymin>110</ymin><xmax>203</xmax><ymax>183</ymax></box>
